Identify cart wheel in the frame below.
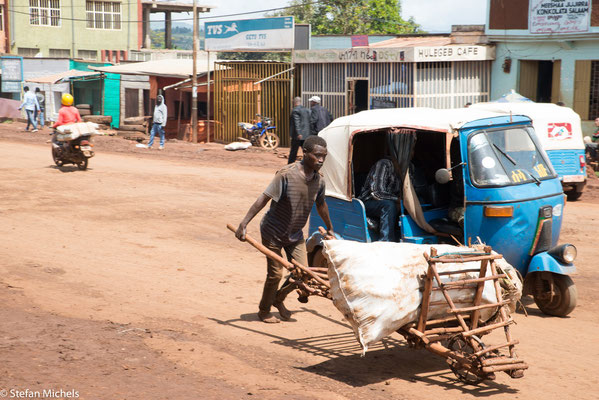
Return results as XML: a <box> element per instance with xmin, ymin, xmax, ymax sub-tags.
<box><xmin>309</xmin><ymin>247</ymin><xmax>327</xmax><ymax>269</ymax></box>
<box><xmin>447</xmin><ymin>335</ymin><xmax>488</xmax><ymax>384</ymax></box>
<box><xmin>533</xmin><ymin>274</ymin><xmax>577</xmax><ymax>317</ymax></box>
<box><xmin>259</xmin><ymin>131</ymin><xmax>280</xmax><ymax>150</ymax></box>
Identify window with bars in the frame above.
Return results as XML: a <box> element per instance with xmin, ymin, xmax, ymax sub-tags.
<box><xmin>78</xmin><ymin>49</ymin><xmax>98</xmax><ymax>61</ymax></box>
<box><xmin>49</xmin><ymin>48</ymin><xmax>70</xmax><ymax>58</ymax></box>
<box><xmin>86</xmin><ymin>1</ymin><xmax>121</xmax><ymax>30</ymax></box>
<box><xmin>29</xmin><ymin>0</ymin><xmax>61</xmax><ymax>27</ymax></box>
<box><xmin>18</xmin><ymin>47</ymin><xmax>41</xmax><ymax>57</ymax></box>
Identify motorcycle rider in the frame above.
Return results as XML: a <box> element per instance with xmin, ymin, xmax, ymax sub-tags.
<box><xmin>52</xmin><ymin>93</ymin><xmax>82</xmax><ymax>128</ymax></box>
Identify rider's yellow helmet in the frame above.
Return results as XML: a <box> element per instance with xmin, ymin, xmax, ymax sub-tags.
<box><xmin>61</xmin><ymin>93</ymin><xmax>74</xmax><ymax>106</ymax></box>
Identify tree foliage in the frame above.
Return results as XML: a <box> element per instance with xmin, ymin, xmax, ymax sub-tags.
<box><xmin>275</xmin><ymin>0</ymin><xmax>421</xmax><ymax>35</ymax></box>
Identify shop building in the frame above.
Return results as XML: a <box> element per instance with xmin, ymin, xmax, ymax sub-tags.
<box><xmin>293</xmin><ymin>26</ymin><xmax>495</xmax><ymax>118</ymax></box>
<box><xmin>486</xmin><ymin>0</ymin><xmax>599</xmax><ymax>133</ymax></box>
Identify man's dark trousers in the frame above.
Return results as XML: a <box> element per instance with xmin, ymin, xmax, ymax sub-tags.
<box><xmin>287</xmin><ymin>139</ymin><xmax>304</xmax><ymax>164</ymax></box>
<box><xmin>364</xmin><ymin>199</ymin><xmax>397</xmax><ymax>242</ymax></box>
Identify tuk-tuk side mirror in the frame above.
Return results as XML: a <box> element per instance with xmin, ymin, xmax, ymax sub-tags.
<box><xmin>435</xmin><ymin>168</ymin><xmax>451</xmax><ymax>184</ymax></box>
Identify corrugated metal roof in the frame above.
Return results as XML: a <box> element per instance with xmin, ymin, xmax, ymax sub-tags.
<box><xmin>25</xmin><ymin>69</ymin><xmax>100</xmax><ymax>84</ymax></box>
<box><xmin>89</xmin><ymin>59</ymin><xmax>214</xmax><ymax>78</ymax></box>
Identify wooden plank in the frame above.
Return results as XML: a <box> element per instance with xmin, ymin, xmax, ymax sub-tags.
<box><xmin>474</xmin><ymin>340</ymin><xmax>519</xmax><ymax>357</ymax></box>
<box><xmin>450</xmin><ymin>300</ymin><xmax>509</xmax><ymax>314</ymax></box>
<box><xmin>482</xmin><ymin>363</ymin><xmax>528</xmax><ymax>373</ymax></box>
<box><xmin>462</xmin><ymin>318</ymin><xmax>513</xmax><ymax>337</ymax></box>
<box><xmin>441</xmin><ymin>274</ymin><xmax>506</xmax><ymax>287</ymax></box>
<box><xmin>432</xmin><ymin>254</ymin><xmax>503</xmax><ymax>263</ymax></box>
<box><xmin>418</xmin><ymin>262</ymin><xmax>435</xmax><ymax>332</ymax></box>
<box><xmin>482</xmin><ymin>357</ymin><xmax>526</xmax><ymax>367</ymax></box>
<box><xmin>471</xmin><ymin>255</ymin><xmax>489</xmax><ymax>329</ymax></box>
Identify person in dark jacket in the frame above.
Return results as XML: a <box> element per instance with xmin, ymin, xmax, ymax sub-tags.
<box><xmin>288</xmin><ymin>97</ymin><xmax>311</xmax><ymax>164</ymax></box>
<box><xmin>309</xmin><ymin>96</ymin><xmax>333</xmax><ymax>135</ymax></box>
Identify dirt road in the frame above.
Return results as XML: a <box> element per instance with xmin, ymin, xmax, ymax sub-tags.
<box><xmin>1</xmin><ymin>126</ymin><xmax>598</xmax><ymax>400</ymax></box>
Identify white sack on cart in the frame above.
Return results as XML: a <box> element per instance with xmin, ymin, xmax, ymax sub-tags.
<box><xmin>322</xmin><ymin>240</ymin><xmax>522</xmax><ymax>353</ymax></box>
<box><xmin>56</xmin><ymin>122</ymin><xmax>101</xmax><ymax>141</ymax></box>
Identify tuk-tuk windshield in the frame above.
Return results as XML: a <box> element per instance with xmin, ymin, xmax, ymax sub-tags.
<box><xmin>468</xmin><ymin>126</ymin><xmax>556</xmax><ymax>187</ymax></box>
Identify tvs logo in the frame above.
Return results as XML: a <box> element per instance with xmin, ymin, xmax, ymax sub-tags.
<box><xmin>547</xmin><ymin>123</ymin><xmax>572</xmax><ymax>140</ymax></box>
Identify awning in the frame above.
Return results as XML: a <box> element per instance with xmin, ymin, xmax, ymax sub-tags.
<box><xmin>25</xmin><ymin>69</ymin><xmax>101</xmax><ymax>84</ymax></box>
<box><xmin>89</xmin><ymin>59</ymin><xmax>215</xmax><ymax>78</ymax></box>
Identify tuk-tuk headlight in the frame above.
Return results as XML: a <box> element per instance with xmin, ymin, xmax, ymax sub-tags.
<box><xmin>562</xmin><ymin>245</ymin><xmax>577</xmax><ymax>263</ymax></box>
<box><xmin>549</xmin><ymin>244</ymin><xmax>577</xmax><ymax>264</ymax></box>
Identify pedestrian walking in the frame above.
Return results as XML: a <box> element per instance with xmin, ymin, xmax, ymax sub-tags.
<box><xmin>148</xmin><ymin>95</ymin><xmax>167</xmax><ymax>150</ymax></box>
<box><xmin>309</xmin><ymin>96</ymin><xmax>333</xmax><ymax>136</ymax></box>
<box><xmin>288</xmin><ymin>96</ymin><xmax>311</xmax><ymax>164</ymax></box>
<box><xmin>236</xmin><ymin>135</ymin><xmax>334</xmax><ymax>323</ymax></box>
<box><xmin>18</xmin><ymin>86</ymin><xmax>40</xmax><ymax>132</ymax></box>
<box><xmin>35</xmin><ymin>88</ymin><xmax>45</xmax><ymax>129</ymax></box>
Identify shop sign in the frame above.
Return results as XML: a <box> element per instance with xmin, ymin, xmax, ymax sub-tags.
<box><xmin>530</xmin><ymin>0</ymin><xmax>590</xmax><ymax>34</ymax></box>
<box><xmin>293</xmin><ymin>46</ymin><xmax>494</xmax><ymax>63</ymax></box>
<box><xmin>205</xmin><ymin>17</ymin><xmax>294</xmax><ymax>51</ymax></box>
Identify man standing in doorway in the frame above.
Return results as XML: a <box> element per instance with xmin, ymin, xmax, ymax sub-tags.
<box><xmin>236</xmin><ymin>136</ymin><xmax>334</xmax><ymax>323</ymax></box>
<box><xmin>148</xmin><ymin>95</ymin><xmax>167</xmax><ymax>150</ymax></box>
<box><xmin>309</xmin><ymin>96</ymin><xmax>333</xmax><ymax>136</ymax></box>
<box><xmin>288</xmin><ymin>97</ymin><xmax>311</xmax><ymax>164</ymax></box>
<box><xmin>35</xmin><ymin>88</ymin><xmax>45</xmax><ymax>129</ymax></box>
<box><xmin>18</xmin><ymin>86</ymin><xmax>40</xmax><ymax>132</ymax></box>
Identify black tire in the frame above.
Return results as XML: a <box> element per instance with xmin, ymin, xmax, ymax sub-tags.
<box><xmin>259</xmin><ymin>131</ymin><xmax>280</xmax><ymax>150</ymax></box>
<box><xmin>309</xmin><ymin>246</ymin><xmax>327</xmax><ymax>269</ymax></box>
<box><xmin>51</xmin><ymin>147</ymin><xmax>63</xmax><ymax>167</ymax></box>
<box><xmin>533</xmin><ymin>274</ymin><xmax>577</xmax><ymax>317</ymax></box>
<box><xmin>77</xmin><ymin>157</ymin><xmax>89</xmax><ymax>171</ymax></box>
<box><xmin>566</xmin><ymin>190</ymin><xmax>583</xmax><ymax>201</ymax></box>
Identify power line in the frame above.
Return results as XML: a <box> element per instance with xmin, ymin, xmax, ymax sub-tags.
<box><xmin>8</xmin><ymin>1</ymin><xmax>324</xmax><ymax>23</ymax></box>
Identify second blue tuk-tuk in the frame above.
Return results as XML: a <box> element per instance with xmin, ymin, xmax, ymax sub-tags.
<box><xmin>308</xmin><ymin>107</ymin><xmax>577</xmax><ymax>317</ymax></box>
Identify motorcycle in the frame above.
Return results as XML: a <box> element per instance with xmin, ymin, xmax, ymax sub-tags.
<box><xmin>237</xmin><ymin>114</ymin><xmax>280</xmax><ymax>150</ymax></box>
<box><xmin>51</xmin><ymin>124</ymin><xmax>97</xmax><ymax>170</ymax></box>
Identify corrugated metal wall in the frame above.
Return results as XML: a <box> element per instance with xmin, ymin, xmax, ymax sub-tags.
<box><xmin>299</xmin><ymin>61</ymin><xmax>491</xmax><ymax>118</ymax></box>
<box><xmin>214</xmin><ymin>62</ymin><xmax>292</xmax><ymax>146</ymax></box>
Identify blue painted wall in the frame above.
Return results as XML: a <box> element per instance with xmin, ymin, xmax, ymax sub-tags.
<box><xmin>70</xmin><ymin>60</ymin><xmax>121</xmax><ymax>128</ymax></box>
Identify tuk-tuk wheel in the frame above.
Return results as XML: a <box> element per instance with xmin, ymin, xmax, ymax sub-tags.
<box><xmin>533</xmin><ymin>274</ymin><xmax>577</xmax><ymax>317</ymax></box>
<box><xmin>566</xmin><ymin>190</ymin><xmax>582</xmax><ymax>201</ymax></box>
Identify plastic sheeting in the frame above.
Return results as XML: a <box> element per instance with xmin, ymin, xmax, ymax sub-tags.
<box><xmin>323</xmin><ymin>240</ymin><xmax>522</xmax><ymax>353</ymax></box>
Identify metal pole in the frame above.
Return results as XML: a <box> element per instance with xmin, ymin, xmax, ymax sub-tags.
<box><xmin>191</xmin><ymin>0</ymin><xmax>198</xmax><ymax>143</ymax></box>
<box><xmin>207</xmin><ymin>51</ymin><xmax>211</xmax><ymax>143</ymax></box>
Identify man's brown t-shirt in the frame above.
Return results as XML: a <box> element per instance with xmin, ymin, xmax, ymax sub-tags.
<box><xmin>260</xmin><ymin>162</ymin><xmax>326</xmax><ymax>246</ymax></box>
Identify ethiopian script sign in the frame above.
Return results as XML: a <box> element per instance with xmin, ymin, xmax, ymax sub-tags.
<box><xmin>530</xmin><ymin>0</ymin><xmax>590</xmax><ymax>34</ymax></box>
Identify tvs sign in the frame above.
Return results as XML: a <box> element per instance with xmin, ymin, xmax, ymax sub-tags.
<box><xmin>205</xmin><ymin>17</ymin><xmax>294</xmax><ymax>51</ymax></box>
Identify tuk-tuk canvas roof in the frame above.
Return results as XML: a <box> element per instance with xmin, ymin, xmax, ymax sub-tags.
<box><xmin>320</xmin><ymin>107</ymin><xmax>506</xmax><ymax>200</ymax></box>
<box><xmin>470</xmin><ymin>102</ymin><xmax>584</xmax><ymax>150</ymax></box>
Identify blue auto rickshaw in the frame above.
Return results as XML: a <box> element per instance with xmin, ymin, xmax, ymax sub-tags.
<box><xmin>308</xmin><ymin>107</ymin><xmax>577</xmax><ymax>317</ymax></box>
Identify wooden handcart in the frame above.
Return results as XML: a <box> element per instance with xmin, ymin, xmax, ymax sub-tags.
<box><xmin>227</xmin><ymin>224</ymin><xmax>528</xmax><ymax>383</ymax></box>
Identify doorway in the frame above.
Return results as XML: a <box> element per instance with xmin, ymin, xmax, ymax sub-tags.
<box><xmin>125</xmin><ymin>88</ymin><xmax>139</xmax><ymax>118</ymax></box>
<box><xmin>347</xmin><ymin>79</ymin><xmax>369</xmax><ymax>114</ymax></box>
<box><xmin>519</xmin><ymin>60</ymin><xmax>561</xmax><ymax>103</ymax></box>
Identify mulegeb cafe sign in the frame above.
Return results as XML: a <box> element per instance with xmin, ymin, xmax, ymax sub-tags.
<box><xmin>530</xmin><ymin>0</ymin><xmax>590</xmax><ymax>34</ymax></box>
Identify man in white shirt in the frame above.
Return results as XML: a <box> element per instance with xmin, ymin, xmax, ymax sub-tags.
<box><xmin>18</xmin><ymin>86</ymin><xmax>40</xmax><ymax>132</ymax></box>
